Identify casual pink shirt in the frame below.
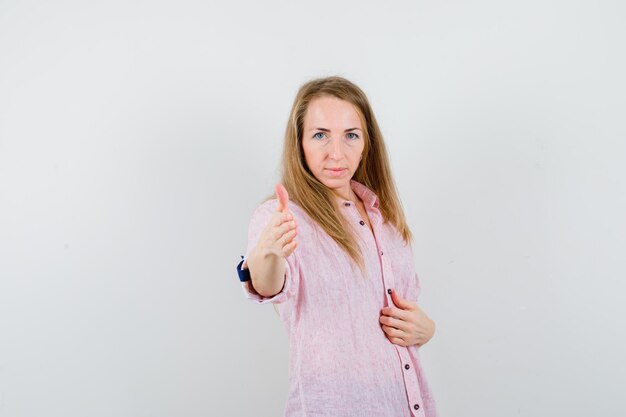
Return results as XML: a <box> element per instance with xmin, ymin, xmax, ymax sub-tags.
<box><xmin>240</xmin><ymin>179</ymin><xmax>438</xmax><ymax>417</ymax></box>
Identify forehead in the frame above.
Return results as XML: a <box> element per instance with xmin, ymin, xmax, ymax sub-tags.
<box><xmin>304</xmin><ymin>95</ymin><xmax>362</xmax><ymax>128</ymax></box>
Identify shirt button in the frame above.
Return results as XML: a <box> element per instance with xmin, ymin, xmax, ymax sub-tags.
<box><xmin>359</xmin><ymin>220</ymin><xmax>365</xmax><ymax>225</ymax></box>
<box><xmin>405</xmin><ymin>364</ymin><xmax>410</xmax><ymax>370</ymax></box>
<box><xmin>380</xmin><ymin>250</ymin><xmax>383</xmax><ymax>256</ymax></box>
<box><xmin>387</xmin><ymin>289</ymin><xmax>392</xmax><ymax>294</ymax></box>
<box><xmin>414</xmin><ymin>404</ymin><xmax>420</xmax><ymax>410</ymax></box>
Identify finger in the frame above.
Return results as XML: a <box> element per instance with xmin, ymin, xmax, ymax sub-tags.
<box><xmin>275</xmin><ymin>220</ymin><xmax>297</xmax><ymax>238</ymax></box>
<box><xmin>278</xmin><ymin>228</ymin><xmax>298</xmax><ymax>247</ymax></box>
<box><xmin>272</xmin><ymin>210</ymin><xmax>294</xmax><ymax>228</ymax></box>
<box><xmin>381</xmin><ymin>324</ymin><xmax>404</xmax><ymax>338</ymax></box>
<box><xmin>275</xmin><ymin>183</ymin><xmax>290</xmax><ymax>213</ymax></box>
<box><xmin>379</xmin><ymin>315</ymin><xmax>408</xmax><ymax>331</ymax></box>
<box><xmin>381</xmin><ymin>307</ymin><xmax>410</xmax><ymax>321</ymax></box>
<box><xmin>283</xmin><ymin>239</ymin><xmax>298</xmax><ymax>256</ymax></box>
<box><xmin>389</xmin><ymin>336</ymin><xmax>408</xmax><ymax>347</ymax></box>
<box><xmin>390</xmin><ymin>288</ymin><xmax>417</xmax><ymax>311</ymax></box>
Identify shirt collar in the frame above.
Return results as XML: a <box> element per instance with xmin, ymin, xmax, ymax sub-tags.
<box><xmin>338</xmin><ymin>179</ymin><xmax>380</xmax><ymax>209</ymax></box>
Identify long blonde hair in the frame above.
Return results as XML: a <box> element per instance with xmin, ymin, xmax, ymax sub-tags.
<box><xmin>265</xmin><ymin>75</ymin><xmax>413</xmax><ymax>274</ymax></box>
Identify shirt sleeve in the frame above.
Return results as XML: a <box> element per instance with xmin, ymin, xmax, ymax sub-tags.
<box><xmin>239</xmin><ymin>200</ymin><xmax>299</xmax><ymax>305</ymax></box>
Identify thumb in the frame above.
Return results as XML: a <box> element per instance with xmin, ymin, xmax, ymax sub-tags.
<box><xmin>275</xmin><ymin>183</ymin><xmax>290</xmax><ymax>213</ymax></box>
<box><xmin>391</xmin><ymin>289</ymin><xmax>415</xmax><ymax>311</ymax></box>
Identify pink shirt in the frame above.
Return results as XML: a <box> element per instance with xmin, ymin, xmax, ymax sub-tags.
<box><xmin>240</xmin><ymin>179</ymin><xmax>438</xmax><ymax>417</ymax></box>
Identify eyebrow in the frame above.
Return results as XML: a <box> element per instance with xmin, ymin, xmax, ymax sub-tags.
<box><xmin>308</xmin><ymin>127</ymin><xmax>362</xmax><ymax>132</ymax></box>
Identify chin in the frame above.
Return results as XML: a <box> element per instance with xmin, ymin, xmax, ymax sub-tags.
<box><xmin>320</xmin><ymin>178</ymin><xmax>350</xmax><ymax>188</ymax></box>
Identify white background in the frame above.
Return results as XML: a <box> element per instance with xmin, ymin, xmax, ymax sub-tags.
<box><xmin>1</xmin><ymin>1</ymin><xmax>625</xmax><ymax>416</ymax></box>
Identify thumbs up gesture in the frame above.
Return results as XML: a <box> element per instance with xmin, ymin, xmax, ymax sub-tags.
<box><xmin>258</xmin><ymin>184</ymin><xmax>299</xmax><ymax>259</ymax></box>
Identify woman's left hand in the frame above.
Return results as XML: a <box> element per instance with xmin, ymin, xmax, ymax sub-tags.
<box><xmin>379</xmin><ymin>289</ymin><xmax>435</xmax><ymax>347</ymax></box>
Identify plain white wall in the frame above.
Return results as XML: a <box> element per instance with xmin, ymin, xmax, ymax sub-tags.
<box><xmin>1</xmin><ymin>0</ymin><xmax>625</xmax><ymax>416</ymax></box>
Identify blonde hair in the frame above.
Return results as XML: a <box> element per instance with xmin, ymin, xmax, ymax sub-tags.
<box><xmin>265</xmin><ymin>75</ymin><xmax>413</xmax><ymax>275</ymax></box>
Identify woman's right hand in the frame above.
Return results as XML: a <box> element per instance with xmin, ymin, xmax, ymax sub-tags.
<box><xmin>257</xmin><ymin>183</ymin><xmax>299</xmax><ymax>259</ymax></box>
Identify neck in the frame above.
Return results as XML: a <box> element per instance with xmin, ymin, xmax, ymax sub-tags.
<box><xmin>332</xmin><ymin>186</ymin><xmax>358</xmax><ymax>203</ymax></box>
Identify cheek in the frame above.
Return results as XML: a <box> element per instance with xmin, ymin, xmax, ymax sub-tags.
<box><xmin>347</xmin><ymin>142</ymin><xmax>364</xmax><ymax>157</ymax></box>
<box><xmin>303</xmin><ymin>146</ymin><xmax>322</xmax><ymax>166</ymax></box>
<box><xmin>349</xmin><ymin>147</ymin><xmax>363</xmax><ymax>163</ymax></box>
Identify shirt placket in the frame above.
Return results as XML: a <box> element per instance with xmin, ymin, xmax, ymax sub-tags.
<box><xmin>345</xmin><ymin>201</ymin><xmax>425</xmax><ymax>417</ymax></box>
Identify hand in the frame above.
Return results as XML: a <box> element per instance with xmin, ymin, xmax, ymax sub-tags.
<box><xmin>379</xmin><ymin>289</ymin><xmax>435</xmax><ymax>347</ymax></box>
<box><xmin>257</xmin><ymin>184</ymin><xmax>299</xmax><ymax>259</ymax></box>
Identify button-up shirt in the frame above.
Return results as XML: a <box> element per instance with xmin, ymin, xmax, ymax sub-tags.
<box><xmin>239</xmin><ymin>179</ymin><xmax>438</xmax><ymax>417</ymax></box>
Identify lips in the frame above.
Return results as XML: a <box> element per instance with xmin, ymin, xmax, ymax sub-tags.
<box><xmin>326</xmin><ymin>168</ymin><xmax>347</xmax><ymax>177</ymax></box>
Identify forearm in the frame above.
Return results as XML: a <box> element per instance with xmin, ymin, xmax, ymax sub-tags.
<box><xmin>246</xmin><ymin>245</ymin><xmax>286</xmax><ymax>297</ymax></box>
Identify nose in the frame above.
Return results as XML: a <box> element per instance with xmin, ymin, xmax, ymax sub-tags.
<box><xmin>329</xmin><ymin>137</ymin><xmax>344</xmax><ymax>160</ymax></box>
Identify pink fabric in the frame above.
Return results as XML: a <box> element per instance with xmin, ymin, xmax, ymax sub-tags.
<box><xmin>240</xmin><ymin>179</ymin><xmax>438</xmax><ymax>417</ymax></box>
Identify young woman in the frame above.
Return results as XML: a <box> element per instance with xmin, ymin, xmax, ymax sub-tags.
<box><xmin>236</xmin><ymin>76</ymin><xmax>438</xmax><ymax>417</ymax></box>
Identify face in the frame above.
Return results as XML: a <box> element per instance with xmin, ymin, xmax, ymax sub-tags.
<box><xmin>301</xmin><ymin>95</ymin><xmax>365</xmax><ymax>199</ymax></box>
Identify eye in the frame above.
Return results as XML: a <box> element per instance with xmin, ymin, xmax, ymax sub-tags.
<box><xmin>347</xmin><ymin>132</ymin><xmax>359</xmax><ymax>140</ymax></box>
<box><xmin>313</xmin><ymin>132</ymin><xmax>326</xmax><ymax>140</ymax></box>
